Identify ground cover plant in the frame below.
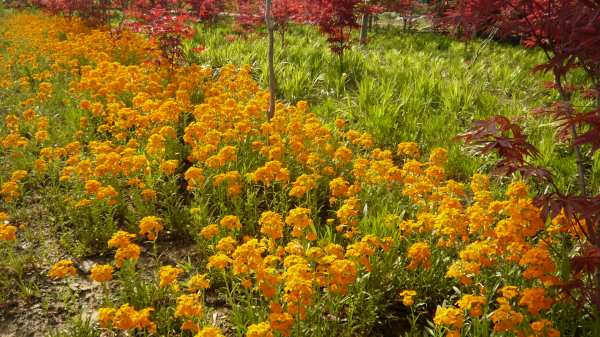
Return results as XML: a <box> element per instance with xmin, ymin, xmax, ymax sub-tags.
<box><xmin>1</xmin><ymin>1</ymin><xmax>600</xmax><ymax>337</ymax></box>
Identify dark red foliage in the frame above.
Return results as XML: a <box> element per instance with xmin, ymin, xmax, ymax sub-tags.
<box><xmin>234</xmin><ymin>0</ymin><xmax>263</xmax><ymax>29</ymax></box>
<box><xmin>457</xmin><ymin>115</ymin><xmax>552</xmax><ymax>181</ymax></box>
<box><xmin>187</xmin><ymin>0</ymin><xmax>225</xmax><ymax>21</ymax></box>
<box><xmin>310</xmin><ymin>0</ymin><xmax>361</xmax><ymax>55</ymax></box>
<box><xmin>440</xmin><ymin>0</ymin><xmax>511</xmax><ymax>38</ymax></box>
<box><xmin>33</xmin><ymin>0</ymin><xmax>124</xmax><ymax>25</ymax></box>
<box><xmin>272</xmin><ymin>0</ymin><xmax>302</xmax><ymax>27</ymax></box>
<box><xmin>127</xmin><ymin>5</ymin><xmax>195</xmax><ymax>66</ymax></box>
<box><xmin>572</xmin><ymin>245</ymin><xmax>600</xmax><ymax>275</ymax></box>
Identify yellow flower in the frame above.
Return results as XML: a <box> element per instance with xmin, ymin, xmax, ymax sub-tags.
<box><xmin>328</xmin><ymin>259</ymin><xmax>357</xmax><ymax>295</ymax></box>
<box><xmin>334</xmin><ymin>146</ymin><xmax>352</xmax><ymax>163</ymax></box>
<box><xmin>285</xmin><ymin>207</ymin><xmax>312</xmax><ymax>238</ymax></box>
<box><xmin>396</xmin><ymin>142</ymin><xmax>420</xmax><ymax>158</ymax></box>
<box><xmin>220</xmin><ymin>215</ymin><xmax>242</xmax><ymax>230</ymax></box>
<box><xmin>175</xmin><ymin>294</ymin><xmax>203</xmax><ymax>318</ymax></box>
<box><xmin>406</xmin><ymin>242</ymin><xmax>431</xmax><ymax>270</ymax></box>
<box><xmin>519</xmin><ymin>287</ymin><xmax>553</xmax><ymax>315</ymax></box>
<box><xmin>84</xmin><ymin>179</ymin><xmax>102</xmax><ymax>194</ymax></box>
<box><xmin>48</xmin><ymin>260</ymin><xmax>77</xmax><ymax>279</ymax></box>
<box><xmin>108</xmin><ymin>230</ymin><xmax>136</xmax><ymax>249</ymax></box>
<box><xmin>269</xmin><ymin>311</ymin><xmax>294</xmax><ymax>336</ymax></box>
<box><xmin>98</xmin><ymin>307</ymin><xmax>115</xmax><ymax>327</ymax></box>
<box><xmin>114</xmin><ymin>243</ymin><xmax>141</xmax><ymax>267</ymax></box>
<box><xmin>530</xmin><ymin>319</ymin><xmax>560</xmax><ymax>337</ymax></box>
<box><xmin>158</xmin><ymin>265</ymin><xmax>184</xmax><ymax>288</ymax></box>
<box><xmin>141</xmin><ymin>188</ymin><xmax>157</xmax><ymax>200</ymax></box>
<box><xmin>0</xmin><ymin>224</ymin><xmax>17</xmax><ymax>241</ymax></box>
<box><xmin>433</xmin><ymin>306</ymin><xmax>464</xmax><ymax>330</ymax></box>
<box><xmin>207</xmin><ymin>253</ymin><xmax>232</xmax><ymax>270</ymax></box>
<box><xmin>445</xmin><ymin>260</ymin><xmax>480</xmax><ymax>286</ymax></box>
<box><xmin>187</xmin><ymin>273</ymin><xmax>210</xmax><ymax>292</ymax></box>
<box><xmin>456</xmin><ymin>294</ymin><xmax>486</xmax><ymax>317</ymax></box>
<box><xmin>499</xmin><ymin>286</ymin><xmax>519</xmax><ymax>300</ymax></box>
<box><xmin>329</xmin><ymin>177</ymin><xmax>349</xmax><ymax>201</ymax></box>
<box><xmin>429</xmin><ymin>147</ymin><xmax>448</xmax><ymax>165</ymax></box>
<box><xmin>139</xmin><ymin>216</ymin><xmax>163</xmax><ymax>241</ymax></box>
<box><xmin>259</xmin><ymin>211</ymin><xmax>284</xmax><ymax>240</ymax></box>
<box><xmin>196</xmin><ymin>326</ymin><xmax>225</xmax><ymax>337</ymax></box>
<box><xmin>10</xmin><ymin>170</ymin><xmax>28</xmax><ymax>181</ymax></box>
<box><xmin>112</xmin><ymin>304</ymin><xmax>155</xmax><ymax>332</ymax></box>
<box><xmin>490</xmin><ymin>303</ymin><xmax>523</xmax><ymax>332</ymax></box>
<box><xmin>506</xmin><ymin>181</ymin><xmax>529</xmax><ymax>199</ymax></box>
<box><xmin>399</xmin><ymin>290</ymin><xmax>417</xmax><ymax>306</ymax></box>
<box><xmin>185</xmin><ymin>166</ymin><xmax>205</xmax><ymax>190</ymax></box>
<box><xmin>335</xmin><ymin>118</ymin><xmax>346</xmax><ymax>129</ymax></box>
<box><xmin>200</xmin><ymin>224</ymin><xmax>219</xmax><ymax>240</ymax></box>
<box><xmin>160</xmin><ymin>159</ymin><xmax>179</xmax><ymax>175</ymax></box>
<box><xmin>90</xmin><ymin>264</ymin><xmax>113</xmax><ymax>282</ymax></box>
<box><xmin>246</xmin><ymin>321</ymin><xmax>273</xmax><ymax>337</ymax></box>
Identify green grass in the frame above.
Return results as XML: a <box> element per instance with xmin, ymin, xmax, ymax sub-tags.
<box><xmin>190</xmin><ymin>21</ymin><xmax>598</xmax><ymax>193</ymax></box>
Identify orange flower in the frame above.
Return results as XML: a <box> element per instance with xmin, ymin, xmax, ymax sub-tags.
<box><xmin>259</xmin><ymin>211</ymin><xmax>284</xmax><ymax>240</ymax></box>
<box><xmin>456</xmin><ymin>294</ymin><xmax>486</xmax><ymax>317</ymax></box>
<box><xmin>220</xmin><ymin>215</ymin><xmax>242</xmax><ymax>230</ymax></box>
<box><xmin>187</xmin><ymin>273</ymin><xmax>210</xmax><ymax>292</ymax></box>
<box><xmin>406</xmin><ymin>242</ymin><xmax>431</xmax><ymax>270</ymax></box>
<box><xmin>48</xmin><ymin>260</ymin><xmax>77</xmax><ymax>279</ymax></box>
<box><xmin>246</xmin><ymin>322</ymin><xmax>273</xmax><ymax>337</ymax></box>
<box><xmin>158</xmin><ymin>265</ymin><xmax>184</xmax><ymax>288</ymax></box>
<box><xmin>139</xmin><ymin>216</ymin><xmax>163</xmax><ymax>241</ymax></box>
<box><xmin>399</xmin><ymin>290</ymin><xmax>417</xmax><ymax>306</ymax></box>
<box><xmin>175</xmin><ymin>294</ymin><xmax>203</xmax><ymax>318</ymax></box>
<box><xmin>108</xmin><ymin>231</ymin><xmax>136</xmax><ymax>249</ymax></box>
<box><xmin>0</xmin><ymin>224</ymin><xmax>17</xmax><ymax>241</ymax></box>
<box><xmin>519</xmin><ymin>288</ymin><xmax>553</xmax><ymax>315</ymax></box>
<box><xmin>114</xmin><ymin>243</ymin><xmax>141</xmax><ymax>267</ymax></box>
<box><xmin>90</xmin><ymin>264</ymin><xmax>113</xmax><ymax>282</ymax></box>
<box><xmin>200</xmin><ymin>224</ymin><xmax>219</xmax><ymax>240</ymax></box>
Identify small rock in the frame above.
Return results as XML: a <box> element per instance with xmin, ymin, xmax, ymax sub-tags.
<box><xmin>80</xmin><ymin>260</ymin><xmax>96</xmax><ymax>274</ymax></box>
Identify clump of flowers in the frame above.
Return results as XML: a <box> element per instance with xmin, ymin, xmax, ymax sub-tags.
<box><xmin>159</xmin><ymin>265</ymin><xmax>184</xmax><ymax>288</ymax></box>
<box><xmin>90</xmin><ymin>264</ymin><xmax>114</xmax><ymax>282</ymax></box>
<box><xmin>139</xmin><ymin>216</ymin><xmax>163</xmax><ymax>241</ymax></box>
<box><xmin>48</xmin><ymin>260</ymin><xmax>77</xmax><ymax>279</ymax></box>
<box><xmin>98</xmin><ymin>304</ymin><xmax>156</xmax><ymax>333</ymax></box>
<box><xmin>406</xmin><ymin>242</ymin><xmax>431</xmax><ymax>270</ymax></box>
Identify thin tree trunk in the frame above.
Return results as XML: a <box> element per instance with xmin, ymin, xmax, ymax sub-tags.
<box><xmin>360</xmin><ymin>13</ymin><xmax>370</xmax><ymax>45</ymax></box>
<box><xmin>265</xmin><ymin>0</ymin><xmax>276</xmax><ymax>120</ymax></box>
<box><xmin>556</xmin><ymin>73</ymin><xmax>587</xmax><ymax>196</ymax></box>
<box><xmin>596</xmin><ymin>82</ymin><xmax>600</xmax><ymax>112</ymax></box>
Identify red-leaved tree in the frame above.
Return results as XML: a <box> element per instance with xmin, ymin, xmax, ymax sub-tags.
<box><xmin>458</xmin><ymin>0</ymin><xmax>600</xmax><ymax>312</ymax></box>
<box><xmin>127</xmin><ymin>4</ymin><xmax>196</xmax><ymax>67</ymax></box>
<box><xmin>308</xmin><ymin>0</ymin><xmax>360</xmax><ymax>56</ymax></box>
<box><xmin>187</xmin><ymin>0</ymin><xmax>225</xmax><ymax>21</ymax></box>
<box><xmin>33</xmin><ymin>0</ymin><xmax>123</xmax><ymax>25</ymax></box>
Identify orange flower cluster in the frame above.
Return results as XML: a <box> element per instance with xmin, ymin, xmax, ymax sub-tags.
<box><xmin>98</xmin><ymin>304</ymin><xmax>156</xmax><ymax>333</ymax></box>
<box><xmin>48</xmin><ymin>260</ymin><xmax>77</xmax><ymax>279</ymax></box>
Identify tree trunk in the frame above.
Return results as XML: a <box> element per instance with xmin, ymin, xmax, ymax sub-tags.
<box><xmin>265</xmin><ymin>0</ymin><xmax>276</xmax><ymax>120</ymax></box>
<box><xmin>555</xmin><ymin>73</ymin><xmax>587</xmax><ymax>196</ymax></box>
<box><xmin>360</xmin><ymin>13</ymin><xmax>370</xmax><ymax>45</ymax></box>
<box><xmin>596</xmin><ymin>82</ymin><xmax>600</xmax><ymax>113</ymax></box>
